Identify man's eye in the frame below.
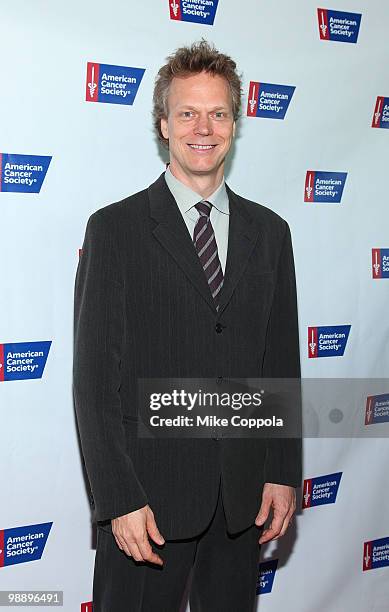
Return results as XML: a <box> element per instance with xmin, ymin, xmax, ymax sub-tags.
<box><xmin>214</xmin><ymin>112</ymin><xmax>226</xmax><ymax>119</ymax></box>
<box><xmin>182</xmin><ymin>111</ymin><xmax>194</xmax><ymax>118</ymax></box>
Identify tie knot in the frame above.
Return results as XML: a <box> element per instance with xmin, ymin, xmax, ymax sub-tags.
<box><xmin>195</xmin><ymin>200</ymin><xmax>212</xmax><ymax>218</ymax></box>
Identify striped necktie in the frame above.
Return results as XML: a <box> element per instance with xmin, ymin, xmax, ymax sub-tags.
<box><xmin>193</xmin><ymin>200</ymin><xmax>224</xmax><ymax>309</ymax></box>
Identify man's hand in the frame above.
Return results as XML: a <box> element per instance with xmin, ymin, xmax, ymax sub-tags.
<box><xmin>255</xmin><ymin>483</ymin><xmax>296</xmax><ymax>544</ymax></box>
<box><xmin>111</xmin><ymin>504</ymin><xmax>165</xmax><ymax>565</ymax></box>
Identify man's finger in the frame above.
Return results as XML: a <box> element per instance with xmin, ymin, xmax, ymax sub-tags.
<box><xmin>255</xmin><ymin>495</ymin><xmax>272</xmax><ymax>526</ymax></box>
<box><xmin>276</xmin><ymin>509</ymin><xmax>295</xmax><ymax>539</ymax></box>
<box><xmin>146</xmin><ymin>509</ymin><xmax>165</xmax><ymax>545</ymax></box>
<box><xmin>137</xmin><ymin>536</ymin><xmax>164</xmax><ymax>565</ymax></box>
<box><xmin>259</xmin><ymin>525</ymin><xmax>280</xmax><ymax>544</ymax></box>
<box><xmin>258</xmin><ymin>517</ymin><xmax>284</xmax><ymax>544</ymax></box>
<box><xmin>114</xmin><ymin>533</ymin><xmax>132</xmax><ymax>558</ymax></box>
<box><xmin>118</xmin><ymin>532</ymin><xmax>163</xmax><ymax>565</ymax></box>
<box><xmin>258</xmin><ymin>501</ymin><xmax>295</xmax><ymax>544</ymax></box>
<box><xmin>127</xmin><ymin>542</ymin><xmax>145</xmax><ymax>562</ymax></box>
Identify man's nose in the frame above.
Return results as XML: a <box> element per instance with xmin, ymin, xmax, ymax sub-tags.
<box><xmin>194</xmin><ymin>113</ymin><xmax>213</xmax><ymax>135</ymax></box>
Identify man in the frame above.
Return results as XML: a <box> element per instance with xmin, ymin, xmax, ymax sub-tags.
<box><xmin>73</xmin><ymin>40</ymin><xmax>301</xmax><ymax>611</ymax></box>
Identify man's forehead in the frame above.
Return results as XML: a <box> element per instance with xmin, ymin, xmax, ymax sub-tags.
<box><xmin>169</xmin><ymin>72</ymin><xmax>229</xmax><ymax>90</ymax></box>
<box><xmin>167</xmin><ymin>72</ymin><xmax>232</xmax><ymax>104</ymax></box>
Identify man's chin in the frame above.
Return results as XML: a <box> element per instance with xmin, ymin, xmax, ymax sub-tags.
<box><xmin>189</xmin><ymin>166</ymin><xmax>217</xmax><ymax>174</ymax></box>
<box><xmin>185</xmin><ymin>160</ymin><xmax>223</xmax><ymax>176</ymax></box>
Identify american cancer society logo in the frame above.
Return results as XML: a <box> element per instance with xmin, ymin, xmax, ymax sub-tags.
<box><xmin>317</xmin><ymin>8</ymin><xmax>362</xmax><ymax>43</ymax></box>
<box><xmin>86</xmin><ymin>62</ymin><xmax>145</xmax><ymax>105</ymax></box>
<box><xmin>0</xmin><ymin>153</ymin><xmax>51</xmax><ymax>193</ymax></box>
<box><xmin>372</xmin><ymin>97</ymin><xmax>389</xmax><ymax>129</ymax></box>
<box><xmin>308</xmin><ymin>325</ymin><xmax>351</xmax><ymax>358</ymax></box>
<box><xmin>256</xmin><ymin>559</ymin><xmax>278</xmax><ymax>595</ymax></box>
<box><xmin>304</xmin><ymin>171</ymin><xmax>347</xmax><ymax>203</ymax></box>
<box><xmin>372</xmin><ymin>249</ymin><xmax>389</xmax><ymax>278</ymax></box>
<box><xmin>247</xmin><ymin>82</ymin><xmax>295</xmax><ymax>120</ymax></box>
<box><xmin>365</xmin><ymin>394</ymin><xmax>389</xmax><ymax>425</ymax></box>
<box><xmin>302</xmin><ymin>472</ymin><xmax>342</xmax><ymax>509</ymax></box>
<box><xmin>0</xmin><ymin>341</ymin><xmax>51</xmax><ymax>382</ymax></box>
<box><xmin>363</xmin><ymin>537</ymin><xmax>389</xmax><ymax>571</ymax></box>
<box><xmin>0</xmin><ymin>522</ymin><xmax>52</xmax><ymax>567</ymax></box>
<box><xmin>169</xmin><ymin>0</ymin><xmax>218</xmax><ymax>24</ymax></box>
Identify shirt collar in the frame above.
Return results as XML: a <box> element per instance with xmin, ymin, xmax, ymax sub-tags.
<box><xmin>164</xmin><ymin>166</ymin><xmax>229</xmax><ymax>216</ymax></box>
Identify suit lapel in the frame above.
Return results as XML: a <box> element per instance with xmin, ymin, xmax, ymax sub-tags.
<box><xmin>148</xmin><ymin>173</ymin><xmax>217</xmax><ymax>312</ymax></box>
<box><xmin>216</xmin><ymin>185</ymin><xmax>261</xmax><ymax>315</ymax></box>
<box><xmin>147</xmin><ymin>173</ymin><xmax>261</xmax><ymax>317</ymax></box>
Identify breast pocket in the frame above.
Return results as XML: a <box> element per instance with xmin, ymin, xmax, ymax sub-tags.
<box><xmin>244</xmin><ymin>270</ymin><xmax>275</xmax><ymax>289</ymax></box>
<box><xmin>238</xmin><ymin>270</ymin><xmax>276</xmax><ymax>316</ymax></box>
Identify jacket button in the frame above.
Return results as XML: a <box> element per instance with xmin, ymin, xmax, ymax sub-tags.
<box><xmin>215</xmin><ymin>323</ymin><xmax>223</xmax><ymax>333</ymax></box>
<box><xmin>216</xmin><ymin>377</ymin><xmax>223</xmax><ymax>384</ymax></box>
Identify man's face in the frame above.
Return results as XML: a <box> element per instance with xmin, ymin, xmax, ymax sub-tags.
<box><xmin>160</xmin><ymin>71</ymin><xmax>235</xmax><ymax>182</ymax></box>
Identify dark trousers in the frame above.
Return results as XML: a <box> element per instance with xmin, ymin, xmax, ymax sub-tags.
<box><xmin>93</xmin><ymin>477</ymin><xmax>261</xmax><ymax>611</ymax></box>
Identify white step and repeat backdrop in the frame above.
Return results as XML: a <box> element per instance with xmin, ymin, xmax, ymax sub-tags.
<box><xmin>1</xmin><ymin>1</ymin><xmax>388</xmax><ymax>610</ymax></box>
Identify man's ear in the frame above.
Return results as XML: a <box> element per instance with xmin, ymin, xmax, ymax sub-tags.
<box><xmin>160</xmin><ymin>117</ymin><xmax>169</xmax><ymax>140</ymax></box>
<box><xmin>232</xmin><ymin>121</ymin><xmax>236</xmax><ymax>137</ymax></box>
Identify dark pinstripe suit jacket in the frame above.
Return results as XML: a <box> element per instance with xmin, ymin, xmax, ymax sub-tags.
<box><xmin>73</xmin><ymin>171</ymin><xmax>301</xmax><ymax>539</ymax></box>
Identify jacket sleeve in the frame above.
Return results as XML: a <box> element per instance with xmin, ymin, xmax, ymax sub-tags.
<box><xmin>73</xmin><ymin>210</ymin><xmax>148</xmax><ymax>522</ymax></box>
<box><xmin>262</xmin><ymin>221</ymin><xmax>302</xmax><ymax>488</ymax></box>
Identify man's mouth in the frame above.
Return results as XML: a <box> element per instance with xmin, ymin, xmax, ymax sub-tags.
<box><xmin>187</xmin><ymin>144</ymin><xmax>217</xmax><ymax>150</ymax></box>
